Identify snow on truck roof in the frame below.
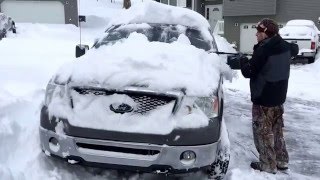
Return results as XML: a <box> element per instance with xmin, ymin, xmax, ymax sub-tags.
<box><xmin>286</xmin><ymin>19</ymin><xmax>315</xmax><ymax>27</ymax></box>
<box><xmin>107</xmin><ymin>1</ymin><xmax>211</xmax><ymax>32</ymax></box>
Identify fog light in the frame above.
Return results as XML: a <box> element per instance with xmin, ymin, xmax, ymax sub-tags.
<box><xmin>49</xmin><ymin>137</ymin><xmax>60</xmax><ymax>152</ymax></box>
<box><xmin>180</xmin><ymin>151</ymin><xmax>196</xmax><ymax>165</ymax></box>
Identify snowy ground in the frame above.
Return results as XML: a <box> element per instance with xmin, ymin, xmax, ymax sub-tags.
<box><xmin>1</xmin><ymin>1</ymin><xmax>320</xmax><ymax>180</ymax></box>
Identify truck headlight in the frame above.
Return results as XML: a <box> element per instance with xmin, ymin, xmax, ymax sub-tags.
<box><xmin>44</xmin><ymin>80</ymin><xmax>66</xmax><ymax>106</ymax></box>
<box><xmin>182</xmin><ymin>96</ymin><xmax>219</xmax><ymax>118</ymax></box>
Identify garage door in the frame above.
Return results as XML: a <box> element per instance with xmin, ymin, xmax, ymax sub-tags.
<box><xmin>240</xmin><ymin>23</ymin><xmax>285</xmax><ymax>53</ymax></box>
<box><xmin>1</xmin><ymin>1</ymin><xmax>65</xmax><ymax>24</ymax></box>
<box><xmin>240</xmin><ymin>24</ymin><xmax>257</xmax><ymax>53</ymax></box>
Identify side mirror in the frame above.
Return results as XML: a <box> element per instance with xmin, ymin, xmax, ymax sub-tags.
<box><xmin>76</xmin><ymin>44</ymin><xmax>89</xmax><ymax>58</ymax></box>
<box><xmin>227</xmin><ymin>54</ymin><xmax>241</xmax><ymax>70</ymax></box>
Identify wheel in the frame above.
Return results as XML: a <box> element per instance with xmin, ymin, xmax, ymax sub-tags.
<box><xmin>207</xmin><ymin>120</ymin><xmax>230</xmax><ymax>180</ymax></box>
<box><xmin>207</xmin><ymin>147</ymin><xmax>230</xmax><ymax>180</ymax></box>
<box><xmin>308</xmin><ymin>57</ymin><xmax>315</xmax><ymax>64</ymax></box>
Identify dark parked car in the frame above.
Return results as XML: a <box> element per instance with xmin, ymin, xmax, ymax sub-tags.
<box><xmin>40</xmin><ymin>2</ymin><xmax>230</xmax><ymax>179</ymax></box>
<box><xmin>0</xmin><ymin>13</ymin><xmax>16</xmax><ymax>40</ymax></box>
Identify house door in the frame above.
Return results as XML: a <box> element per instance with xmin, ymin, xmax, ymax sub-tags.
<box><xmin>205</xmin><ymin>5</ymin><xmax>222</xmax><ymax>29</ymax></box>
<box><xmin>1</xmin><ymin>1</ymin><xmax>65</xmax><ymax>24</ymax></box>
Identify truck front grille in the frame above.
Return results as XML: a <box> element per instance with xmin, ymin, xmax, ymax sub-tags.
<box><xmin>73</xmin><ymin>87</ymin><xmax>176</xmax><ymax>114</ymax></box>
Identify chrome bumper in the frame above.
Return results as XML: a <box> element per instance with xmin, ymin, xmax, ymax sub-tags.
<box><xmin>39</xmin><ymin>127</ymin><xmax>219</xmax><ymax>172</ymax></box>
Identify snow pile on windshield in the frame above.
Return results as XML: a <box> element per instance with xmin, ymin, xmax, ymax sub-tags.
<box><xmin>55</xmin><ymin>32</ymin><xmax>229</xmax><ymax>96</ymax></box>
<box><xmin>107</xmin><ymin>0</ymin><xmax>212</xmax><ymax>41</ymax></box>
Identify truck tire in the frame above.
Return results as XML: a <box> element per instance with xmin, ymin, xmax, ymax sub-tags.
<box><xmin>207</xmin><ymin>147</ymin><xmax>230</xmax><ymax>180</ymax></box>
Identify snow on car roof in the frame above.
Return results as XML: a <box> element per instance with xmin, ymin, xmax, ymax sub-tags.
<box><xmin>286</xmin><ymin>19</ymin><xmax>315</xmax><ymax>27</ymax></box>
<box><xmin>106</xmin><ymin>1</ymin><xmax>212</xmax><ymax>41</ymax></box>
<box><xmin>108</xmin><ymin>1</ymin><xmax>210</xmax><ymax>29</ymax></box>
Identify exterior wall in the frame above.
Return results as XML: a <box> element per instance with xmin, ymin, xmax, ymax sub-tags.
<box><xmin>194</xmin><ymin>0</ymin><xmax>205</xmax><ymax>16</ymax></box>
<box><xmin>0</xmin><ymin>0</ymin><xmax>78</xmax><ymax>26</ymax></box>
<box><xmin>223</xmin><ymin>0</ymin><xmax>276</xmax><ymax>16</ymax></box>
<box><xmin>276</xmin><ymin>0</ymin><xmax>320</xmax><ymax>29</ymax></box>
<box><xmin>200</xmin><ymin>0</ymin><xmax>223</xmax><ymax>16</ymax></box>
<box><xmin>224</xmin><ymin>0</ymin><xmax>320</xmax><ymax>50</ymax></box>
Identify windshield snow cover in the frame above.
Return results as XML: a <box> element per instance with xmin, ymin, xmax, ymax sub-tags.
<box><xmin>107</xmin><ymin>1</ymin><xmax>213</xmax><ymax>42</ymax></box>
<box><xmin>55</xmin><ymin>32</ymin><xmax>229</xmax><ymax>96</ymax></box>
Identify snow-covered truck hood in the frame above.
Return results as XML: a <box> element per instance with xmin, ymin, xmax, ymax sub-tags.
<box><xmin>54</xmin><ymin>32</ymin><xmax>229</xmax><ymax>97</ymax></box>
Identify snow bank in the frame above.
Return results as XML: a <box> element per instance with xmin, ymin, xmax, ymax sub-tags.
<box><xmin>214</xmin><ymin>34</ymin><xmax>237</xmax><ymax>53</ymax></box>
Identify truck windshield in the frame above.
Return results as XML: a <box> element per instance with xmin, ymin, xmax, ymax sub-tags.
<box><xmin>94</xmin><ymin>23</ymin><xmax>214</xmax><ymax>51</ymax></box>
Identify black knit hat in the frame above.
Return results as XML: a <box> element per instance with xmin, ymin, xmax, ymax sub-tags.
<box><xmin>257</xmin><ymin>18</ymin><xmax>279</xmax><ymax>37</ymax></box>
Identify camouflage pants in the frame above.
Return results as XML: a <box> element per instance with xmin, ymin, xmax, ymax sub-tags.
<box><xmin>252</xmin><ymin>104</ymin><xmax>289</xmax><ymax>171</ymax></box>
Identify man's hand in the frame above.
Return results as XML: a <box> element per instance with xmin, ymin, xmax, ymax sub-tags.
<box><xmin>239</xmin><ymin>54</ymin><xmax>250</xmax><ymax>67</ymax></box>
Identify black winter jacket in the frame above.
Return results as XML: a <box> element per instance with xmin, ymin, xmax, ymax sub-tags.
<box><xmin>240</xmin><ymin>35</ymin><xmax>292</xmax><ymax>107</ymax></box>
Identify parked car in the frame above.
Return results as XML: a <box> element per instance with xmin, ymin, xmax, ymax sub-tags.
<box><xmin>280</xmin><ymin>19</ymin><xmax>319</xmax><ymax>63</ymax></box>
<box><xmin>0</xmin><ymin>12</ymin><xmax>16</xmax><ymax>40</ymax></box>
<box><xmin>40</xmin><ymin>1</ymin><xmax>231</xmax><ymax>179</ymax></box>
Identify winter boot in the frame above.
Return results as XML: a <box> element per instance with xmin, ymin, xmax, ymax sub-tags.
<box><xmin>277</xmin><ymin>162</ymin><xmax>289</xmax><ymax>170</ymax></box>
<box><xmin>250</xmin><ymin>162</ymin><xmax>277</xmax><ymax>174</ymax></box>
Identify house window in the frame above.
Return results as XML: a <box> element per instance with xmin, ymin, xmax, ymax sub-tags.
<box><xmin>161</xmin><ymin>0</ymin><xmax>177</xmax><ymax>6</ymax></box>
<box><xmin>213</xmin><ymin>8</ymin><xmax>220</xmax><ymax>12</ymax></box>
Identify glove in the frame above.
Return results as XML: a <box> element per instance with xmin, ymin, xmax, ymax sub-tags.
<box><xmin>239</xmin><ymin>55</ymin><xmax>249</xmax><ymax>67</ymax></box>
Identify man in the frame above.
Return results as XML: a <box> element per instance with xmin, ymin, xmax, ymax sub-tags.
<box><xmin>239</xmin><ymin>18</ymin><xmax>293</xmax><ymax>174</ymax></box>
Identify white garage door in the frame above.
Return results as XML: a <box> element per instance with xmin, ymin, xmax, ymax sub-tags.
<box><xmin>240</xmin><ymin>23</ymin><xmax>285</xmax><ymax>53</ymax></box>
<box><xmin>240</xmin><ymin>23</ymin><xmax>257</xmax><ymax>53</ymax></box>
<box><xmin>1</xmin><ymin>1</ymin><xmax>65</xmax><ymax>24</ymax></box>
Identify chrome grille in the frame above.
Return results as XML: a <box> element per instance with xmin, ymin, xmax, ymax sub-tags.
<box><xmin>130</xmin><ymin>94</ymin><xmax>174</xmax><ymax>114</ymax></box>
<box><xmin>73</xmin><ymin>87</ymin><xmax>176</xmax><ymax>114</ymax></box>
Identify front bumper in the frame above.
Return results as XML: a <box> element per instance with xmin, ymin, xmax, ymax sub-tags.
<box><xmin>40</xmin><ymin>127</ymin><xmax>219</xmax><ymax>173</ymax></box>
<box><xmin>40</xmin><ymin>106</ymin><xmax>221</xmax><ymax>146</ymax></box>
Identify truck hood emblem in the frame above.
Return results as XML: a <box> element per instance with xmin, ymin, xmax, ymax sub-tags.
<box><xmin>110</xmin><ymin>103</ymin><xmax>133</xmax><ymax>114</ymax></box>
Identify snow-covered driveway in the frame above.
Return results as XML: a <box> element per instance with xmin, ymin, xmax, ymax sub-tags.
<box><xmin>1</xmin><ymin>1</ymin><xmax>320</xmax><ymax>179</ymax></box>
<box><xmin>0</xmin><ymin>21</ymin><xmax>319</xmax><ymax>180</ymax></box>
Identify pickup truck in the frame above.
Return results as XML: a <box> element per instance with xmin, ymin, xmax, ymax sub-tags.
<box><xmin>279</xmin><ymin>19</ymin><xmax>319</xmax><ymax>63</ymax></box>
